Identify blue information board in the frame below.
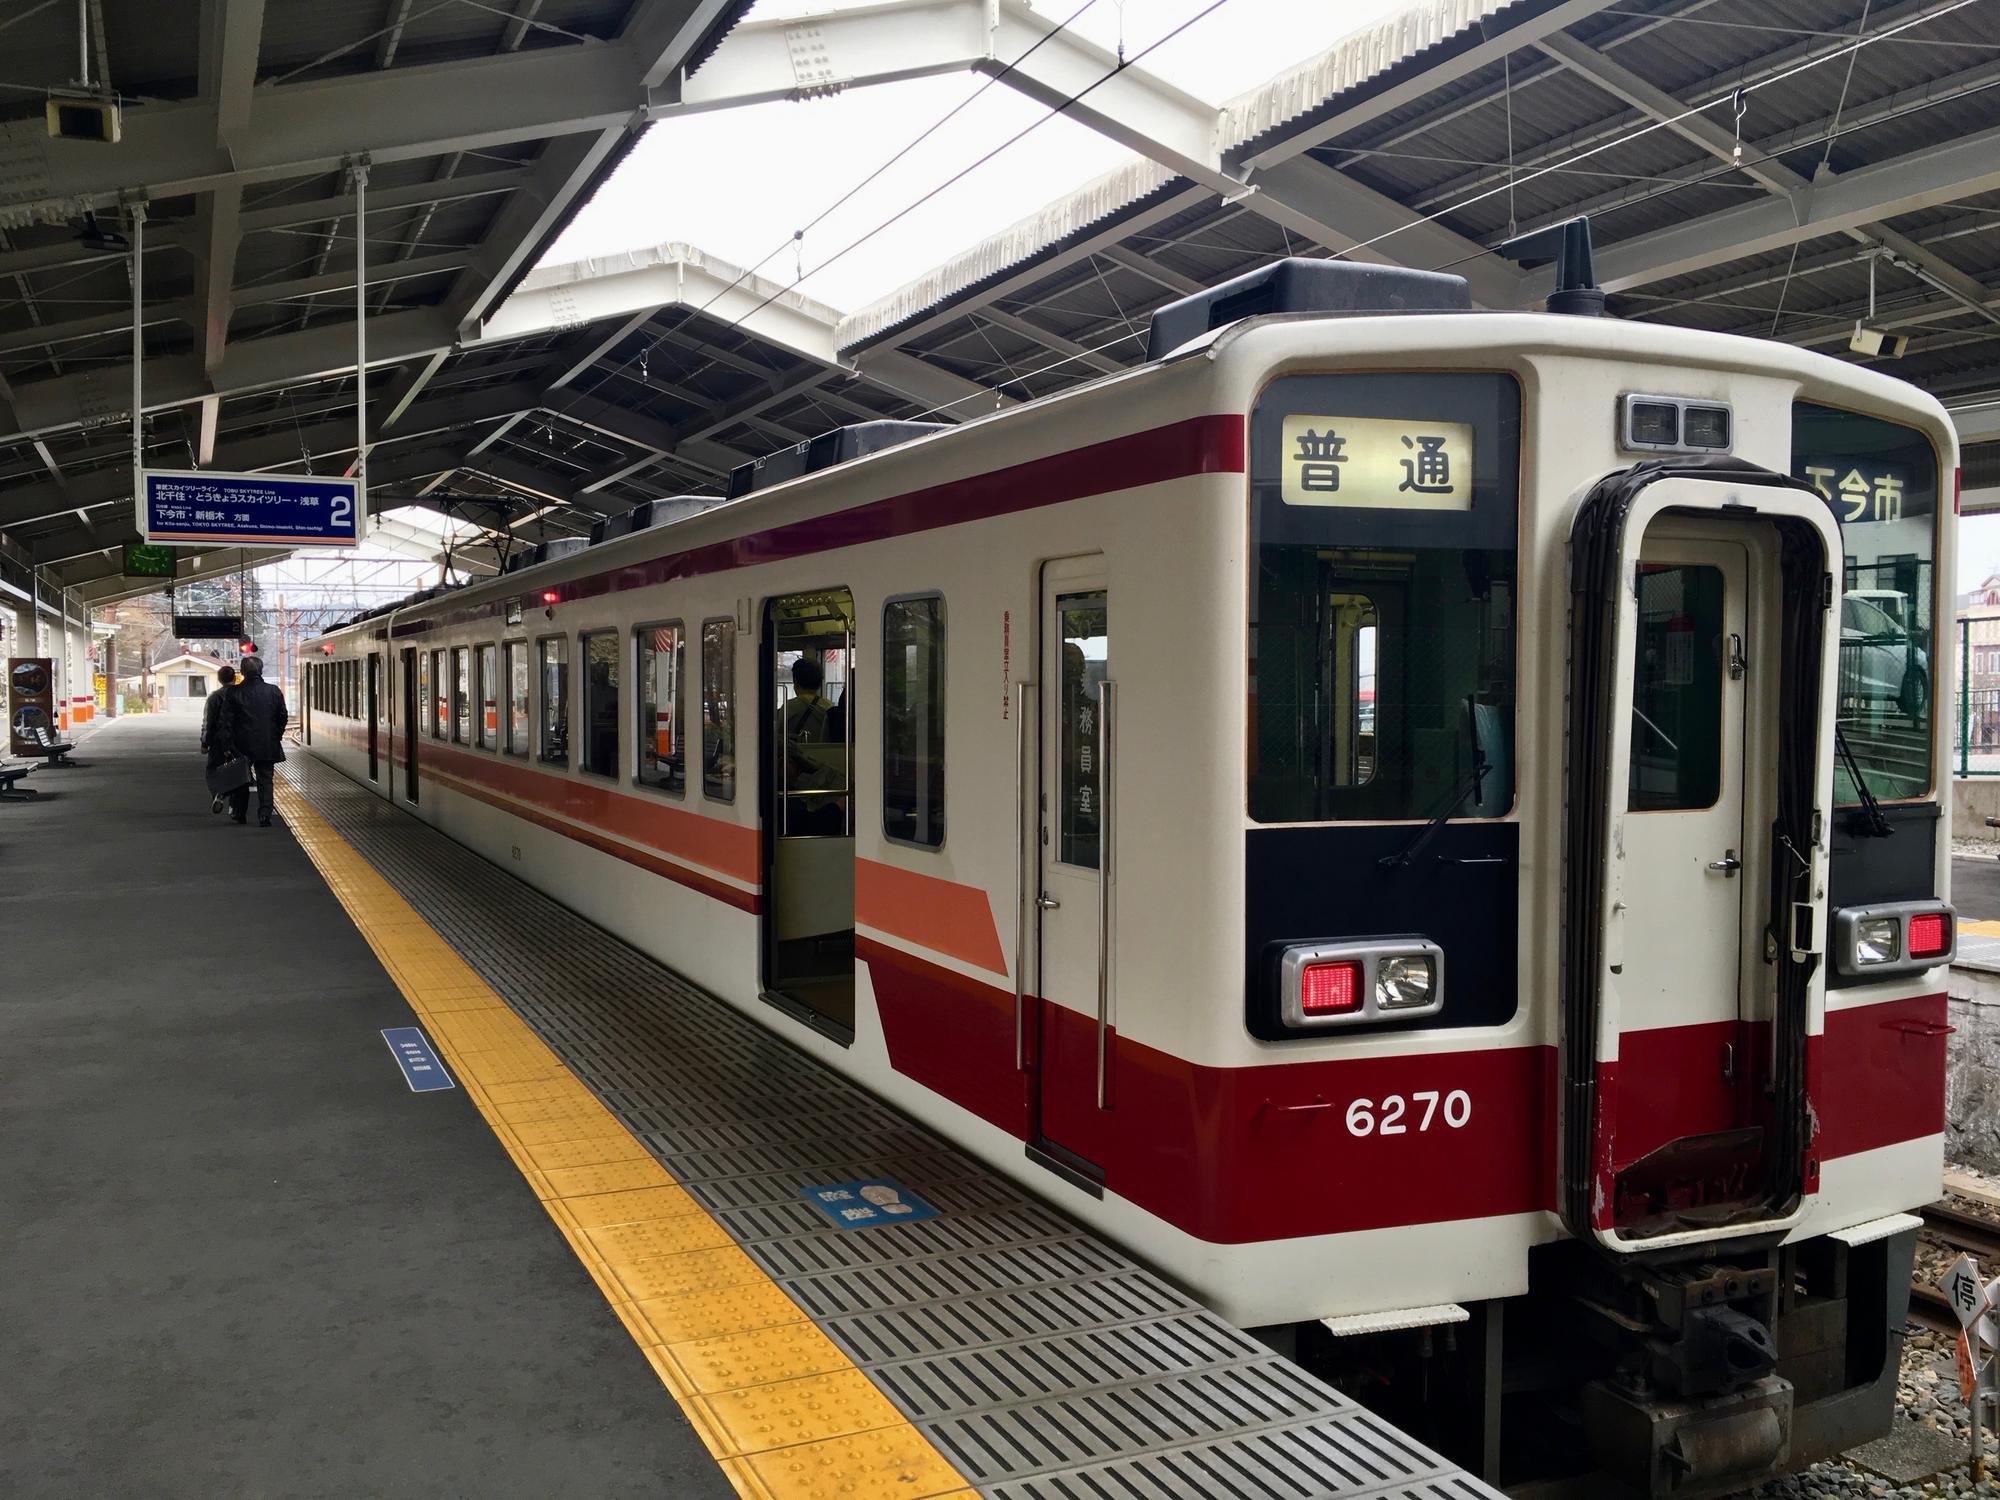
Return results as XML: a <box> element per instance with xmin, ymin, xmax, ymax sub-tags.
<box><xmin>799</xmin><ymin>1179</ymin><xmax>939</xmax><ymax>1230</ymax></box>
<box><xmin>381</xmin><ymin>1026</ymin><xmax>456</xmax><ymax>1092</ymax></box>
<box><xmin>139</xmin><ymin>468</ymin><xmax>362</xmax><ymax>547</ymax></box>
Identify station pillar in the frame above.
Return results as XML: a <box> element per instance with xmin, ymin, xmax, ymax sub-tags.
<box><xmin>67</xmin><ymin>609</ymin><xmax>94</xmax><ymax>728</ymax></box>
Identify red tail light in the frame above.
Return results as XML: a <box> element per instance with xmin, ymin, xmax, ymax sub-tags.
<box><xmin>1300</xmin><ymin>959</ymin><xmax>1362</xmax><ymax>1015</ymax></box>
<box><xmin>1909</xmin><ymin>912</ymin><xmax>1951</xmax><ymax>959</ymax></box>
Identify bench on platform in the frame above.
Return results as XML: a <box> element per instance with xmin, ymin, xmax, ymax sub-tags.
<box><xmin>0</xmin><ymin>763</ymin><xmax>36</xmax><ymax>800</ymax></box>
<box><xmin>28</xmin><ymin>725</ymin><xmax>76</xmax><ymax>766</ymax></box>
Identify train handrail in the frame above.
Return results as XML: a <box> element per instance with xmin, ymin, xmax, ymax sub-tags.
<box><xmin>1013</xmin><ymin>679</ymin><xmax>1031</xmax><ymax>1072</ymax></box>
<box><xmin>1097</xmin><ymin>679</ymin><xmax>1116</xmax><ymax>1110</ymax></box>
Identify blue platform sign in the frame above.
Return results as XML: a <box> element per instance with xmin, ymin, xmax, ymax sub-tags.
<box><xmin>799</xmin><ymin>1179</ymin><xmax>938</xmax><ymax>1230</ymax></box>
<box><xmin>139</xmin><ymin>467</ymin><xmax>362</xmax><ymax>548</ymax></box>
<box><xmin>381</xmin><ymin>1026</ymin><xmax>455</xmax><ymax>1093</ymax></box>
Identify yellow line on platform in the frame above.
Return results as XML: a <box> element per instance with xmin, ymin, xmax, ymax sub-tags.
<box><xmin>1960</xmin><ymin>918</ymin><xmax>2000</xmax><ymax>939</ymax></box>
<box><xmin>278</xmin><ymin>784</ymin><xmax>975</xmax><ymax>1500</ymax></box>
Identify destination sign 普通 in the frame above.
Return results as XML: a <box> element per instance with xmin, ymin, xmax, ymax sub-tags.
<box><xmin>140</xmin><ymin>468</ymin><xmax>362</xmax><ymax>548</ymax></box>
<box><xmin>1279</xmin><ymin>415</ymin><xmax>1474</xmax><ymax>511</ymax></box>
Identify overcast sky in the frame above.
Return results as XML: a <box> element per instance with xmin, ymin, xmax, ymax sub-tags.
<box><xmin>544</xmin><ymin>0</ymin><xmax>1404</xmax><ymax>311</ymax></box>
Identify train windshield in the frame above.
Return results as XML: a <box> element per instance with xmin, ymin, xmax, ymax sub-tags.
<box><xmin>1248</xmin><ymin>373</ymin><xmax>1522</xmax><ymax>823</ymax></box>
<box><xmin>1792</xmin><ymin>403</ymin><xmax>1939</xmax><ymax>803</ymax></box>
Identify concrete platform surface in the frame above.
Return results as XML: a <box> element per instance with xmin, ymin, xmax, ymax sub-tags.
<box><xmin>0</xmin><ymin>716</ymin><xmax>729</xmax><ymax>1499</ymax></box>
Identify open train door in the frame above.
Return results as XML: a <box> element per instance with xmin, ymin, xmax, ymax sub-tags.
<box><xmin>1562</xmin><ymin>462</ymin><xmax>1842</xmax><ymax>1254</ymax></box>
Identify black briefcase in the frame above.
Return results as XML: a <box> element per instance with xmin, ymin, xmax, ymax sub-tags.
<box><xmin>206</xmin><ymin>756</ymin><xmax>252</xmax><ymax>795</ymax></box>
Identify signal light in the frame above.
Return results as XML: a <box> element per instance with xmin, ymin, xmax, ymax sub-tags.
<box><xmin>540</xmin><ymin>589</ymin><xmax>559</xmax><ymax>606</ymax></box>
<box><xmin>1299</xmin><ymin>960</ymin><xmax>1362</xmax><ymax>1015</ymax></box>
<box><xmin>1909</xmin><ymin>912</ymin><xmax>1951</xmax><ymax>960</ymax></box>
<box><xmin>238</xmin><ymin>639</ymin><xmax>257</xmax><ymax>655</ymax></box>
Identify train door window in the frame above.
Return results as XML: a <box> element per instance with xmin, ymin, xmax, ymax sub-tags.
<box><xmin>701</xmin><ymin>619</ymin><xmax>736</xmax><ymax>802</ymax></box>
<box><xmin>1627</xmin><ymin>564</ymin><xmax>1724</xmax><ymax>811</ymax></box>
<box><xmin>1057</xmin><ymin>592</ymin><xmax>1108</xmax><ymax>868</ymax></box>
<box><xmin>503</xmin><ymin>641</ymin><xmax>529</xmax><ymax>756</ymax></box>
<box><xmin>882</xmin><ymin>596</ymin><xmax>945</xmax><ymax>847</ymax></box>
<box><xmin>538</xmin><ymin>635</ymin><xmax>569</xmax><ymax>765</ymax></box>
<box><xmin>366</xmin><ymin>654</ymin><xmax>380</xmax><ymax>782</ymax></box>
<box><xmin>1792</xmin><ymin>403</ymin><xmax>1939</xmax><ymax>803</ymax></box>
<box><xmin>431</xmin><ymin>649</ymin><xmax>447</xmax><ymax>737</ymax></box>
<box><xmin>418</xmin><ymin>650</ymin><xmax>431</xmax><ymax>738</ymax></box>
<box><xmin>400</xmin><ymin>647</ymin><xmax>419</xmax><ymax>804</ymax></box>
<box><xmin>452</xmin><ymin>647</ymin><xmax>470</xmax><ymax>743</ymax></box>
<box><xmin>761</xmin><ymin>589</ymin><xmax>856</xmax><ymax>1042</ymax></box>
<box><xmin>636</xmin><ymin>622</ymin><xmax>685</xmax><ymax>793</ymax></box>
<box><xmin>476</xmin><ymin>644</ymin><xmax>497</xmax><ymax>749</ymax></box>
<box><xmin>580</xmin><ymin>631</ymin><xmax>619</xmax><ymax>777</ymax></box>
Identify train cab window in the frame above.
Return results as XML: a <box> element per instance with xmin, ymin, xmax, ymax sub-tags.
<box><xmin>538</xmin><ymin>635</ymin><xmax>569</xmax><ymax>765</ymax></box>
<box><xmin>503</xmin><ymin>641</ymin><xmax>529</xmax><ymax>756</ymax></box>
<box><xmin>431</xmin><ymin>649</ymin><xmax>447</xmax><ymax>737</ymax></box>
<box><xmin>637</xmin><ymin>622</ymin><xmax>685</xmax><ymax>793</ymax></box>
<box><xmin>1249</xmin><ymin>372</ymin><xmax>1521</xmax><ymax>823</ymax></box>
<box><xmin>1792</xmin><ymin>403</ymin><xmax>1938</xmax><ymax>803</ymax></box>
<box><xmin>882</xmin><ymin>596</ymin><xmax>945</xmax><ymax>847</ymax></box>
<box><xmin>701</xmin><ymin>618</ymin><xmax>736</xmax><ymax>802</ymax></box>
<box><xmin>452</xmin><ymin>647</ymin><xmax>470</xmax><ymax>743</ymax></box>
<box><xmin>476</xmin><ymin>644</ymin><xmax>497</xmax><ymax>748</ymax></box>
<box><xmin>581</xmin><ymin>631</ymin><xmax>619</xmax><ymax>778</ymax></box>
<box><xmin>1628</xmin><ymin>565</ymin><xmax>1724</xmax><ymax>811</ymax></box>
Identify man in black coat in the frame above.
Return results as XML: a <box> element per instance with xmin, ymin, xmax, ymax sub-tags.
<box><xmin>224</xmin><ymin>654</ymin><xmax>289</xmax><ymax>827</ymax></box>
<box><xmin>199</xmin><ymin>662</ymin><xmax>238</xmax><ymax>813</ymax></box>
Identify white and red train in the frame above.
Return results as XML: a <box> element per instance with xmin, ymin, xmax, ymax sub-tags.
<box><xmin>306</xmin><ymin>250</ymin><xmax>1957</xmax><ymax>1495</ymax></box>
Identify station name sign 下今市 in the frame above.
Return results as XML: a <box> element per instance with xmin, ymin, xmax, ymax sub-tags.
<box><xmin>138</xmin><ymin>469</ymin><xmax>363</xmax><ymax>548</ymax></box>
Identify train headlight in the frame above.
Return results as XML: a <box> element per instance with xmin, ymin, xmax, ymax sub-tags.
<box><xmin>1833</xmin><ymin>901</ymin><xmax>1955</xmax><ymax>977</ymax></box>
<box><xmin>1278</xmin><ymin>938</ymin><xmax>1444</xmax><ymax>1029</ymax></box>
<box><xmin>1854</xmin><ymin>917</ymin><xmax>1900</xmax><ymax>966</ymax></box>
<box><xmin>1376</xmin><ymin>954</ymin><xmax>1436</xmax><ymax>1009</ymax></box>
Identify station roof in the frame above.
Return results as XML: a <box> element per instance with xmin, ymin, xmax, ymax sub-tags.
<box><xmin>4</xmin><ymin>0</ymin><xmax>1999</xmax><ymax>610</ymax></box>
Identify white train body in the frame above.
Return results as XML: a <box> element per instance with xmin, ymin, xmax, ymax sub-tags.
<box><xmin>307</xmin><ymin>288</ymin><xmax>1956</xmax><ymax>1492</ymax></box>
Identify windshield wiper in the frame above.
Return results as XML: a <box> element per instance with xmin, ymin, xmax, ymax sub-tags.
<box><xmin>1380</xmin><ymin>753</ymin><xmax>1490</xmax><ymax>869</ymax></box>
<box><xmin>1835</xmin><ymin>724</ymin><xmax>1893</xmax><ymax>837</ymax></box>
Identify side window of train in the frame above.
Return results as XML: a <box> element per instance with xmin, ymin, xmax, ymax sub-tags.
<box><xmin>1248</xmin><ymin>372</ymin><xmax>1521</xmax><ymax>823</ymax></box>
<box><xmin>503</xmin><ymin>641</ymin><xmax>529</xmax><ymax>756</ymax></box>
<box><xmin>1792</xmin><ymin>403</ymin><xmax>1939</xmax><ymax>804</ymax></box>
<box><xmin>580</xmin><ymin>631</ymin><xmax>620</xmax><ymax>778</ymax></box>
<box><xmin>636</xmin><ymin>622</ymin><xmax>686</xmax><ymax>795</ymax></box>
<box><xmin>882</xmin><ymin>595</ymin><xmax>945</xmax><ymax>848</ymax></box>
<box><xmin>476</xmin><ymin>643</ymin><xmax>497</xmax><ymax>749</ymax></box>
<box><xmin>452</xmin><ymin>647</ymin><xmax>471</xmax><ymax>743</ymax></box>
<box><xmin>538</xmin><ymin>635</ymin><xmax>570</xmax><ymax>766</ymax></box>
<box><xmin>701</xmin><ymin>618</ymin><xmax>736</xmax><ymax>803</ymax></box>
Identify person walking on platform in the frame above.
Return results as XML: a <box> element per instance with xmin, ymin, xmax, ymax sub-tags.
<box><xmin>224</xmin><ymin>654</ymin><xmax>288</xmax><ymax>827</ymax></box>
<box><xmin>200</xmin><ymin>663</ymin><xmax>238</xmax><ymax>813</ymax></box>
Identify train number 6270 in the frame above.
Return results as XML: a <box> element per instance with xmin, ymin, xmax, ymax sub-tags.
<box><xmin>1346</xmin><ymin>1090</ymin><xmax>1472</xmax><ymax>1137</ymax></box>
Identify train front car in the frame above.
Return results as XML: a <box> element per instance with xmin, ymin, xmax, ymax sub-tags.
<box><xmin>1185</xmin><ymin>271</ymin><xmax>1956</xmax><ymax>1494</ymax></box>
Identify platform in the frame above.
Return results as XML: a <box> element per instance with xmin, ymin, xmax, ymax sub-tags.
<box><xmin>3</xmin><ymin>716</ymin><xmax>1493</xmax><ymax>1499</ymax></box>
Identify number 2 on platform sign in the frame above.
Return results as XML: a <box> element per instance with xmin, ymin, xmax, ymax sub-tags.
<box><xmin>1346</xmin><ymin>1090</ymin><xmax>1472</xmax><ymax>1137</ymax></box>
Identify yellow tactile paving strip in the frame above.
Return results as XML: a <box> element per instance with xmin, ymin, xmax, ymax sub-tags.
<box><xmin>279</xmin><ymin>784</ymin><xmax>976</xmax><ymax>1500</ymax></box>
<box><xmin>1960</xmin><ymin>918</ymin><xmax>2000</xmax><ymax>938</ymax></box>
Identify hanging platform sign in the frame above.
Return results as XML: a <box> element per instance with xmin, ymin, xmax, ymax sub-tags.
<box><xmin>138</xmin><ymin>468</ymin><xmax>363</xmax><ymax>547</ymax></box>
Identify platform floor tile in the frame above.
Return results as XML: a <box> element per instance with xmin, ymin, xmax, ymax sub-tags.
<box><xmin>280</xmin><ymin>757</ymin><xmax>1495</xmax><ymax>1499</ymax></box>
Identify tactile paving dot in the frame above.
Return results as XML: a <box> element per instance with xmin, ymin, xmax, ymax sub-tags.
<box><xmin>704</xmin><ymin>1369</ymin><xmax>905</xmax><ymax>1450</ymax></box>
<box><xmin>670</xmin><ymin>1321</ymin><xmax>851</xmax><ymax>1394</ymax></box>
<box><xmin>634</xmin><ymin>1281</ymin><xmax>807</xmax><ymax>1345</ymax></box>
<box><xmin>742</xmin><ymin>1426</ymin><xmax>969</xmax><ymax>1500</ymax></box>
<box><xmin>610</xmin><ymin>1245</ymin><xmax>770</xmax><ymax>1303</ymax></box>
<box><xmin>586</xmin><ymin>1215</ymin><xmax>736</xmax><ymax>1265</ymax></box>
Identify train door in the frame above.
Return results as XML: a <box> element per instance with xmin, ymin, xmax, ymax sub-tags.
<box><xmin>1031</xmin><ymin>555</ymin><xmax>1112</xmax><ymax>1186</ymax></box>
<box><xmin>366</xmin><ymin>652</ymin><xmax>381</xmax><ymax>782</ymax></box>
<box><xmin>1613</xmin><ymin>537</ymin><xmax>1751</xmax><ymax>1209</ymax></box>
<box><xmin>760</xmin><ymin>589</ymin><xmax>856</xmax><ymax>1041</ymax></box>
<box><xmin>399</xmin><ymin>647</ymin><xmax>418</xmax><ymax>803</ymax></box>
<box><xmin>1566</xmin><ymin>475</ymin><xmax>1841</xmax><ymax>1250</ymax></box>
